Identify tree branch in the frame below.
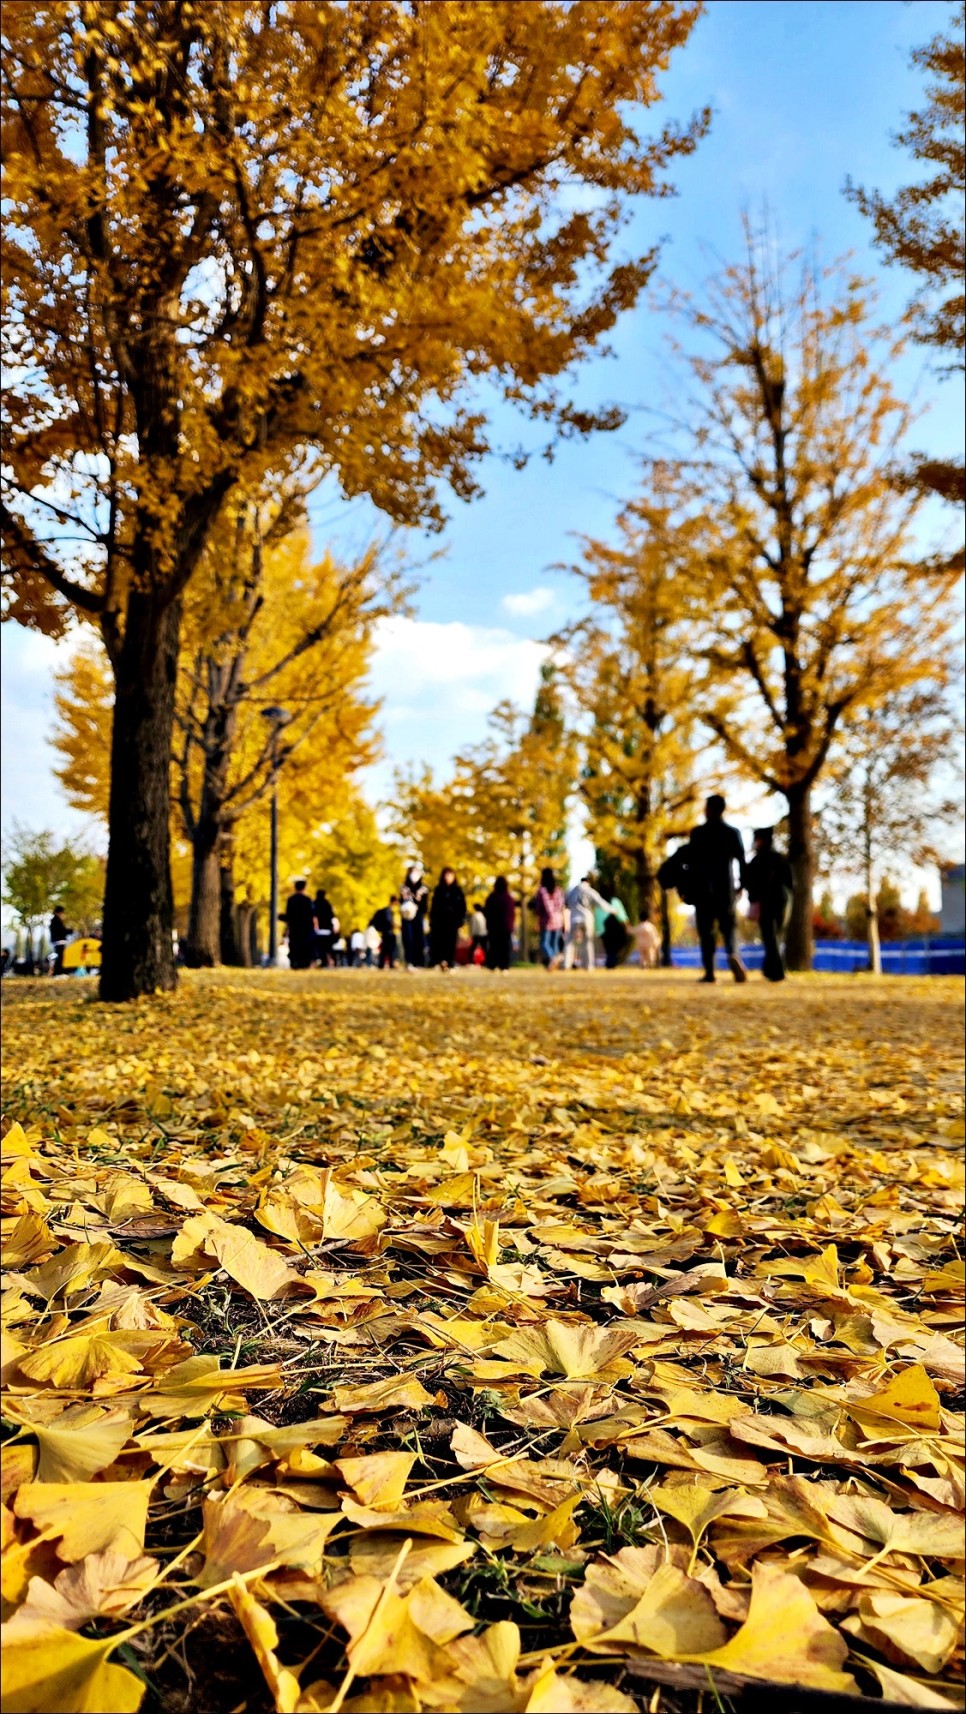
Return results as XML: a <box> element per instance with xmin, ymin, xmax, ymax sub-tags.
<box><xmin>1</xmin><ymin>502</ymin><xmax>105</xmax><ymax>615</ymax></box>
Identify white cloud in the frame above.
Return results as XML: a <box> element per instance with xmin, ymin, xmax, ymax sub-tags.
<box><xmin>500</xmin><ymin>586</ymin><xmax>556</xmax><ymax>619</ymax></box>
<box><xmin>361</xmin><ymin>615</ymin><xmax>548</xmax><ymax>798</ymax></box>
<box><xmin>369</xmin><ymin>614</ymin><xmax>546</xmax><ymax>710</ymax></box>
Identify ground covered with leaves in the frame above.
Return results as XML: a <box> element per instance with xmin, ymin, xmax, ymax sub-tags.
<box><xmin>1</xmin><ymin>970</ymin><xmax>964</xmax><ymax>1714</ymax></box>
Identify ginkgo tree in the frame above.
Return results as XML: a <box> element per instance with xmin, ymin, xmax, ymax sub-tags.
<box><xmin>1</xmin><ymin>0</ymin><xmax>708</xmax><ymax>1000</ymax></box>
<box><xmin>557</xmin><ymin>466</ymin><xmax>704</xmax><ymax>925</ymax></box>
<box><xmin>816</xmin><ymin>684</ymin><xmax>962</xmax><ymax>974</ymax></box>
<box><xmin>173</xmin><ymin>514</ymin><xmax>400</xmax><ymax>966</ymax></box>
<box><xmin>52</xmin><ymin>519</ymin><xmax>398</xmax><ymax>964</ymax></box>
<box><xmin>657</xmin><ymin>222</ymin><xmax>960</xmax><ymax>969</ymax></box>
<box><xmin>846</xmin><ymin>1</ymin><xmax>965</xmax><ymax>511</ymax></box>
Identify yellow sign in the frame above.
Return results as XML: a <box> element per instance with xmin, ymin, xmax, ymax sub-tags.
<box><xmin>62</xmin><ymin>938</ymin><xmax>102</xmax><ymax>970</ymax></box>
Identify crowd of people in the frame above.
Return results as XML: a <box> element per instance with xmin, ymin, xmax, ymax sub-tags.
<box><xmin>281</xmin><ymin>796</ymin><xmax>795</xmax><ymax>982</ymax></box>
<box><xmin>3</xmin><ymin>795</ymin><xmax>792</xmax><ymax>982</ymax></box>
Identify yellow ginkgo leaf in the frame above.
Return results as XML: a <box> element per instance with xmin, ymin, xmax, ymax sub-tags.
<box><xmin>570</xmin><ymin>1545</ymin><xmax>690</xmax><ymax>1645</ymax></box>
<box><xmin>684</xmin><ymin>1563</ymin><xmax>858</xmax><ymax>1691</ymax></box>
<box><xmin>492</xmin><ymin>1321</ymin><xmax>638</xmax><ymax>1380</ymax></box>
<box><xmin>335</xmin><ymin>1451</ymin><xmax>416</xmax><ymax>1510</ymax></box>
<box><xmin>0</xmin><ymin>1626</ymin><xmax>144</xmax><ymax>1713</ymax></box>
<box><xmin>138</xmin><ymin>1354</ymin><xmax>282</xmax><ymax>1418</ymax></box>
<box><xmin>649</xmin><ymin>1480</ymin><xmax>767</xmax><ymax>1552</ymax></box>
<box><xmin>863</xmin><ymin>1657</ymin><xmax>966</xmax><ymax>1707</ymax></box>
<box><xmin>171</xmin><ymin>1212</ymin><xmax>303</xmax><ymax>1300</ymax></box>
<box><xmin>340</xmin><ymin>1498</ymin><xmax>464</xmax><ymax>1542</ymax></box>
<box><xmin>323</xmin><ymin>1572</ymin><xmax>473</xmax><ymax>1684</ymax></box>
<box><xmin>349</xmin><ymin>1535</ymin><xmax>475</xmax><ymax>1588</ymax></box>
<box><xmin>319</xmin><ymin>1170</ymin><xmax>386</xmax><ymax>1245</ymax></box>
<box><xmin>523</xmin><ymin>1662</ymin><xmax>640</xmax><ymax>1712</ymax></box>
<box><xmin>825</xmin><ymin>1493</ymin><xmax>963</xmax><ymax>1561</ymax></box>
<box><xmin>592</xmin><ymin>1559</ymin><xmax>727</xmax><ymax>1657</ymax></box>
<box><xmin>417</xmin><ymin>1619</ymin><xmax>521</xmax><ymax>1711</ymax></box>
<box><xmin>17</xmin><ymin>1330</ymin><xmax>155</xmax><ymax>1391</ymax></box>
<box><xmin>843</xmin><ymin>1591</ymin><xmax>961</xmax><ymax>1675</ymax></box>
<box><xmin>327</xmin><ymin>1374</ymin><xmax>434</xmax><ymax>1414</ymax></box>
<box><xmin>228</xmin><ymin>1575</ymin><xmax>302</xmax><ymax>1714</ymax></box>
<box><xmin>504</xmin><ymin>1493</ymin><xmax>583</xmax><ymax>1554</ymax></box>
<box><xmin>34</xmin><ymin>1405</ymin><xmax>134</xmax><ymax>1484</ymax></box>
<box><xmin>14</xmin><ymin>1480</ymin><xmax>152</xmax><ymax>1563</ymax></box>
<box><xmin>199</xmin><ymin>1492</ymin><xmax>341</xmax><ymax>1587</ymax></box>
<box><xmin>6</xmin><ymin>1550</ymin><xmax>159</xmax><ymax>1634</ymax></box>
<box><xmin>848</xmin><ymin>1365</ymin><xmax>942</xmax><ymax>1433</ymax></box>
<box><xmin>23</xmin><ymin>1242</ymin><xmax>125</xmax><ymax>1303</ymax></box>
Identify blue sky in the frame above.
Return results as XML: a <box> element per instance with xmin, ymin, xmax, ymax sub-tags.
<box><xmin>2</xmin><ymin>0</ymin><xmax>961</xmax><ymax>891</ymax></box>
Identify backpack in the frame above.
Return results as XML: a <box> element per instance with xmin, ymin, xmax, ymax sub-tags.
<box><xmin>657</xmin><ymin>846</ymin><xmax>698</xmax><ymax>907</ymax></box>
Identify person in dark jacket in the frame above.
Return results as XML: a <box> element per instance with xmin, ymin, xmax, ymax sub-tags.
<box><xmin>313</xmin><ymin>887</ymin><xmax>335</xmax><ymax>967</ymax></box>
<box><xmin>601</xmin><ymin>901</ymin><xmax>630</xmax><ymax>969</ymax></box>
<box><xmin>370</xmin><ymin>897</ymin><xmax>399</xmax><ymax>969</ymax></box>
<box><xmin>429</xmin><ymin>867</ymin><xmax>466</xmax><ymax>969</ymax></box>
<box><xmin>49</xmin><ymin>907</ymin><xmax>71</xmax><ymax>975</ymax></box>
<box><xmin>285</xmin><ymin>880</ymin><xmax>316</xmax><ymax>970</ymax></box>
<box><xmin>399</xmin><ymin>864</ymin><xmax>429</xmax><ymax>969</ymax></box>
<box><xmin>686</xmin><ymin>795</ymin><xmax>749</xmax><ymax>984</ymax></box>
<box><xmin>484</xmin><ymin>876</ymin><xmax>516</xmax><ymax>971</ymax></box>
<box><xmin>745</xmin><ymin>827</ymin><xmax>793</xmax><ymax>982</ymax></box>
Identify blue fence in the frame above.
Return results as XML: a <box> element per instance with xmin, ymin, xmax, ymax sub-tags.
<box><xmin>666</xmin><ymin>938</ymin><xmax>966</xmax><ymax>976</ymax></box>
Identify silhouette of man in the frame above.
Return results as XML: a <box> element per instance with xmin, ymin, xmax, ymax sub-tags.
<box><xmin>284</xmin><ymin>879</ymin><xmax>316</xmax><ymax>970</ymax></box>
<box><xmin>746</xmin><ymin>827</ymin><xmax>793</xmax><ymax>982</ymax></box>
<box><xmin>686</xmin><ymin>795</ymin><xmax>748</xmax><ymax>984</ymax></box>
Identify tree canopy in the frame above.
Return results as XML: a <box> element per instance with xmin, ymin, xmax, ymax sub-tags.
<box><xmin>846</xmin><ymin>2</ymin><xmax>965</xmax><ymax>509</ymax></box>
<box><xmin>1</xmin><ymin>0</ymin><xmax>708</xmax><ymax>999</ymax></box>
<box><xmin>653</xmin><ymin>223</ymin><xmax>958</xmax><ymax>967</ymax></box>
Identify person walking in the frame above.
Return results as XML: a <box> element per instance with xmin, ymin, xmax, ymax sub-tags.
<box><xmin>369</xmin><ymin>897</ymin><xmax>399</xmax><ymax>969</ymax></box>
<box><xmin>468</xmin><ymin>901</ymin><xmax>488</xmax><ymax>964</ymax></box>
<box><xmin>484</xmin><ymin>876</ymin><xmax>516</xmax><ymax>971</ymax></box>
<box><xmin>284</xmin><ymin>880</ymin><xmax>317</xmax><ymax>970</ymax></box>
<box><xmin>745</xmin><ymin>827</ymin><xmax>793</xmax><ymax>982</ymax></box>
<box><xmin>531</xmin><ymin>867</ymin><xmax>566</xmax><ymax>969</ymax></box>
<box><xmin>600</xmin><ymin>894</ymin><xmax>630</xmax><ymax>968</ymax></box>
<box><xmin>313</xmin><ymin>887</ymin><xmax>336</xmax><ymax>967</ymax></box>
<box><xmin>348</xmin><ymin>927</ymin><xmax>365</xmax><ymax>967</ymax></box>
<box><xmin>399</xmin><ymin>863</ymin><xmax>429</xmax><ymax>969</ymax></box>
<box><xmin>563</xmin><ymin>875</ymin><xmax>609</xmax><ymax>970</ymax></box>
<box><xmin>633</xmin><ymin>916</ymin><xmax>661</xmax><ymax>969</ymax></box>
<box><xmin>686</xmin><ymin>795</ymin><xmax>748</xmax><ymax>984</ymax></box>
<box><xmin>429</xmin><ymin>867</ymin><xmax>466</xmax><ymax>969</ymax></box>
<box><xmin>48</xmin><ymin>906</ymin><xmax>71</xmax><ymax>976</ymax></box>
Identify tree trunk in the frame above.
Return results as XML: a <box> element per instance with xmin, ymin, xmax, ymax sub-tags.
<box><xmin>183</xmin><ymin>721</ymin><xmax>235</xmax><ymax>967</ymax></box>
<box><xmin>865</xmin><ymin>898</ymin><xmax>882</xmax><ymax>976</ymax></box>
<box><xmin>220</xmin><ymin>841</ymin><xmax>241</xmax><ymax>966</ymax></box>
<box><xmin>659</xmin><ymin>887</ymin><xmax>672</xmax><ymax>968</ymax></box>
<box><xmin>237</xmin><ymin>901</ymin><xmax>254</xmax><ymax>967</ymax></box>
<box><xmin>784</xmin><ymin>783</ymin><xmax>815</xmax><ymax>971</ymax></box>
<box><xmin>864</xmin><ymin>843</ymin><xmax>882</xmax><ymax>975</ymax></box>
<box><xmin>100</xmin><ymin>593</ymin><xmax>180</xmax><ymax>1001</ymax></box>
<box><xmin>634</xmin><ymin>845</ymin><xmax>655</xmax><ymax>926</ymax></box>
<box><xmin>518</xmin><ymin>841</ymin><xmax>529</xmax><ymax>962</ymax></box>
<box><xmin>183</xmin><ymin>834</ymin><xmax>220</xmax><ymax>967</ymax></box>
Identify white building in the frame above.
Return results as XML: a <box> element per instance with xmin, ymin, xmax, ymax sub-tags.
<box><xmin>939</xmin><ymin>864</ymin><xmax>965</xmax><ymax>937</ymax></box>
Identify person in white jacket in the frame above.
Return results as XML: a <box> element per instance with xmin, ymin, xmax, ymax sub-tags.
<box><xmin>563</xmin><ymin>876</ymin><xmax>610</xmax><ymax>970</ymax></box>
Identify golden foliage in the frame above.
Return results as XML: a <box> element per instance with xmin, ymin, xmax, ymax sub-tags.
<box><xmin>1</xmin><ymin>970</ymin><xmax>963</xmax><ymax>1710</ymax></box>
<box><xmin>557</xmin><ymin>467</ymin><xmax>705</xmax><ymax>918</ymax></box>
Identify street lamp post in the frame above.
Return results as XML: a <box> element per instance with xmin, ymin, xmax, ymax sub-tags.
<box><xmin>260</xmin><ymin>707</ymin><xmax>288</xmax><ymax>965</ymax></box>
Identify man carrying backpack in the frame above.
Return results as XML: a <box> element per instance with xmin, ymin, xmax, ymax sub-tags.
<box><xmin>661</xmin><ymin>796</ymin><xmax>748</xmax><ymax>984</ymax></box>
